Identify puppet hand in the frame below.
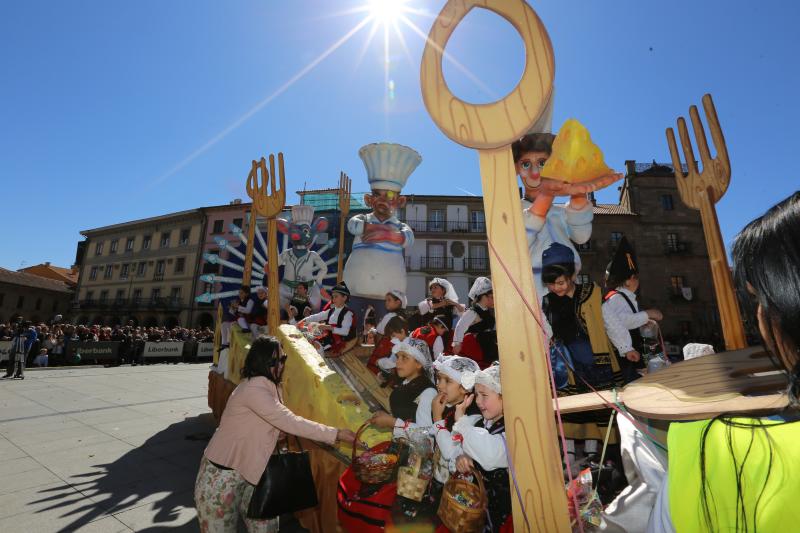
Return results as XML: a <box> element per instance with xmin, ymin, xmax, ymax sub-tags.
<box><xmin>540</xmin><ymin>172</ymin><xmax>624</xmax><ymax>197</ymax></box>
<box><xmin>625</xmin><ymin>350</ymin><xmax>641</xmax><ymax>362</ymax></box>
<box><xmin>456</xmin><ymin>455</ymin><xmax>474</xmax><ymax>474</ymax></box>
<box><xmin>431</xmin><ymin>392</ymin><xmax>447</xmax><ymax>421</ymax></box>
<box><xmin>454</xmin><ymin>393</ymin><xmax>474</xmax><ymax>421</ymax></box>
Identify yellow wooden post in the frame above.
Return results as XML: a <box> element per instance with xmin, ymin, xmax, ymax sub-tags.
<box><xmin>420</xmin><ymin>1</ymin><xmax>569</xmax><ymax>530</ymax></box>
<box><xmin>666</xmin><ymin>94</ymin><xmax>746</xmax><ymax>350</ymax></box>
<box><xmin>337</xmin><ymin>171</ymin><xmax>351</xmax><ymax>284</ymax></box>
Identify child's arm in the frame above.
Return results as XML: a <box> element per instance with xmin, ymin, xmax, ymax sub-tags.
<box><xmin>330</xmin><ymin>310</ymin><xmax>353</xmax><ymax>336</ymax></box>
<box><xmin>453</xmin><ymin>417</ymin><xmax>508</xmax><ymax>471</ymax></box>
<box><xmin>452</xmin><ymin>309</ymin><xmax>478</xmax><ymax>352</ymax></box>
<box><xmin>376</xmin><ymin>354</ymin><xmax>397</xmax><ymax>370</ymax></box>
<box><xmin>392</xmin><ymin>387</ymin><xmax>437</xmax><ymax>439</ymax></box>
<box><xmin>434</xmin><ymin>414</ymin><xmax>481</xmax><ymax>463</ymax></box>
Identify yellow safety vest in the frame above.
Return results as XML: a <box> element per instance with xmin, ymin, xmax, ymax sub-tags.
<box><xmin>668</xmin><ymin>416</ymin><xmax>800</xmax><ymax>532</ymax></box>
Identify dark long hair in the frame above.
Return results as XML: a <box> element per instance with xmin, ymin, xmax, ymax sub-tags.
<box><xmin>241</xmin><ymin>336</ymin><xmax>283</xmax><ymax>383</ymax></box>
<box><xmin>698</xmin><ymin>191</ymin><xmax>800</xmax><ymax>531</ymax></box>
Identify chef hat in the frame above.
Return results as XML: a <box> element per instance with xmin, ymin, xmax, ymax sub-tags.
<box><xmin>291</xmin><ymin>205</ymin><xmax>315</xmax><ymax>227</ymax></box>
<box><xmin>387</xmin><ymin>289</ymin><xmax>407</xmax><ymax>308</ymax></box>
<box><xmin>468</xmin><ymin>277</ymin><xmax>493</xmax><ymax>301</ymax></box>
<box><xmin>392</xmin><ymin>337</ymin><xmax>433</xmax><ymax>372</ymax></box>
<box><xmin>429</xmin><ymin>278</ymin><xmax>459</xmax><ymax>303</ymax></box>
<box><xmin>433</xmin><ymin>355</ymin><xmax>480</xmax><ymax>386</ymax></box>
<box><xmin>359</xmin><ymin>142</ymin><xmax>422</xmax><ymax>192</ymax></box>
<box><xmin>461</xmin><ymin>362</ymin><xmax>502</xmax><ymax>394</ymax></box>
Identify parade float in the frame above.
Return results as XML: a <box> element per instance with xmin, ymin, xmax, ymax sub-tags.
<box><xmin>198</xmin><ymin>0</ymin><xmax>788</xmax><ymax>531</ymax></box>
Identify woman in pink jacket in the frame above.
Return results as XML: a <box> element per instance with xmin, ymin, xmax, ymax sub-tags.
<box><xmin>195</xmin><ymin>336</ymin><xmax>357</xmax><ymax>532</ymax></box>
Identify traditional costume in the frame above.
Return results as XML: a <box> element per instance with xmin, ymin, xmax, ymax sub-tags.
<box><xmin>411</xmin><ymin>316</ymin><xmax>448</xmax><ymax>358</ymax></box>
<box><xmin>541</xmin><ymin>242</ymin><xmax>623</xmax><ymax>447</ymax></box>
<box><xmin>343</xmin><ymin>143</ymin><xmax>419</xmax><ymax>322</ymax></box>
<box><xmin>415</xmin><ymin>278</ymin><xmax>461</xmax><ymax>331</ymax></box>
<box><xmin>303</xmin><ymin>282</ymin><xmax>355</xmax><ymax>355</ymax></box>
<box><xmin>601</xmin><ymin>237</ymin><xmax>648</xmax><ymax>384</ymax></box>
<box><xmin>453</xmin><ymin>363</ymin><xmax>512</xmax><ymax>533</ymax></box>
<box><xmin>453</xmin><ymin>277</ymin><xmax>497</xmax><ymax>368</ymax></box>
<box><xmin>386</xmin><ymin>338</ymin><xmax>437</xmax><ymax>437</ymax></box>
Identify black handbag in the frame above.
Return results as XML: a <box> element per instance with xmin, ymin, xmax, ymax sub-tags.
<box><xmin>246</xmin><ymin>435</ymin><xmax>318</xmax><ymax>519</ymax></box>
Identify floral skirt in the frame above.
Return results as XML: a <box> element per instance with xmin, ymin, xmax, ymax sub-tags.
<box><xmin>194</xmin><ymin>456</ymin><xmax>279</xmax><ymax>533</ymax></box>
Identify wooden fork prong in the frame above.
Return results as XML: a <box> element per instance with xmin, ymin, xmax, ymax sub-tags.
<box><xmin>277</xmin><ymin>152</ymin><xmax>286</xmax><ymax>204</ymax></box>
<box><xmin>676</xmin><ymin>116</ymin><xmax>698</xmax><ymax>178</ymax></box>
<box><xmin>689</xmin><ymin>104</ymin><xmax>713</xmax><ymax>175</ymax></box>
<box><xmin>702</xmin><ymin>93</ymin><xmax>731</xmax><ymax>183</ymax></box>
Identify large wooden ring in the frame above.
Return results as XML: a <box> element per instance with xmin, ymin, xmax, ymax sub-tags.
<box><xmin>420</xmin><ymin>0</ymin><xmax>555</xmax><ymax>149</ymax></box>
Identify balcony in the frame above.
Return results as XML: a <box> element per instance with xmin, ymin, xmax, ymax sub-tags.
<box><xmin>466</xmin><ymin>257</ymin><xmax>490</xmax><ymax>272</ymax></box>
<box><xmin>153</xmin><ymin>273</ymin><xmax>165</xmax><ymax>281</ymax></box>
<box><xmin>404</xmin><ymin>219</ymin><xmax>486</xmax><ymax>234</ymax></box>
<box><xmin>419</xmin><ymin>256</ymin><xmax>453</xmax><ymax>271</ymax></box>
<box><xmin>664</xmin><ymin>242</ymin><xmax>692</xmax><ymax>255</ymax></box>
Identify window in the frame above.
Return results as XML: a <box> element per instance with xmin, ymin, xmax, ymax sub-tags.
<box><xmin>212</xmin><ymin>220</ymin><xmax>224</xmax><ymax>234</ymax></box>
<box><xmin>470</xmin><ymin>211</ymin><xmax>485</xmax><ymax>232</ymax></box>
<box><xmin>232</xmin><ymin>218</ymin><xmax>243</xmax><ymax>231</ymax></box>
<box><xmin>95</xmin><ymin>241</ymin><xmax>104</xmax><ymax>256</ymax></box>
<box><xmin>85</xmin><ymin>291</ymin><xmax>94</xmax><ymax>303</ymax></box>
<box><xmin>670</xmin><ymin>276</ymin><xmax>685</xmax><ymax>295</ymax></box>
<box><xmin>429</xmin><ymin>209</ymin><xmax>444</xmax><ymax>232</ymax></box>
<box><xmin>104</xmin><ymin>265</ymin><xmax>113</xmax><ymax>279</ymax></box>
<box><xmin>115</xmin><ymin>289</ymin><xmax>125</xmax><ymax>303</ymax></box>
<box><xmin>395</xmin><ymin>208</ymin><xmax>405</xmax><ymax>222</ymax></box>
<box><xmin>156</xmin><ymin>260</ymin><xmax>166</xmax><ymax>275</ymax></box>
<box><xmin>578</xmin><ymin>241</ymin><xmax>592</xmax><ymax>252</ymax></box>
<box><xmin>35</xmin><ymin>298</ymin><xmax>42</xmax><ymax>311</ymax></box>
<box><xmin>133</xmin><ymin>289</ymin><xmax>142</xmax><ymax>303</ymax></box>
<box><xmin>426</xmin><ymin>242</ymin><xmax>447</xmax><ymax>269</ymax></box>
<box><xmin>610</xmin><ymin>232</ymin><xmax>623</xmax><ymax>247</ymax></box>
<box><xmin>160</xmin><ymin>232</ymin><xmax>171</xmax><ymax>248</ymax></box>
<box><xmin>120</xmin><ymin>263</ymin><xmax>130</xmax><ymax>279</ymax></box>
<box><xmin>180</xmin><ymin>228</ymin><xmax>190</xmax><ymax>245</ymax></box>
<box><xmin>137</xmin><ymin>262</ymin><xmax>146</xmax><ymax>277</ymax></box>
<box><xmin>125</xmin><ymin>237</ymin><xmax>135</xmax><ymax>252</ymax></box>
<box><xmin>175</xmin><ymin>257</ymin><xmax>185</xmax><ymax>274</ymax></box>
<box><xmin>170</xmin><ymin>287</ymin><xmax>182</xmax><ymax>301</ymax></box>
<box><xmin>109</xmin><ymin>239</ymin><xmax>118</xmax><ymax>254</ymax></box>
<box><xmin>99</xmin><ymin>290</ymin><xmax>108</xmax><ymax>303</ymax></box>
<box><xmin>666</xmin><ymin>233</ymin><xmax>679</xmax><ymax>252</ymax></box>
<box><xmin>89</xmin><ymin>266</ymin><xmax>98</xmax><ymax>280</ymax></box>
<box><xmin>151</xmin><ymin>288</ymin><xmax>161</xmax><ymax>302</ymax></box>
<box><xmin>661</xmin><ymin>194</ymin><xmax>674</xmax><ymax>211</ymax></box>
<box><xmin>577</xmin><ymin>274</ymin><xmax>590</xmax><ymax>285</ymax></box>
<box><xmin>142</xmin><ymin>235</ymin><xmax>152</xmax><ymax>250</ymax></box>
<box><xmin>469</xmin><ymin>243</ymin><xmax>488</xmax><ymax>270</ymax></box>
<box><xmin>202</xmin><ymin>261</ymin><xmax>219</xmax><ymax>275</ymax></box>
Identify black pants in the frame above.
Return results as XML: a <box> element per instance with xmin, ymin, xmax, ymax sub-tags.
<box><xmin>5</xmin><ymin>354</ymin><xmax>24</xmax><ymax>377</ymax></box>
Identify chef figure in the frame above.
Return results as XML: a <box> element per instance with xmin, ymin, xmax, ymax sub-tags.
<box><xmin>343</xmin><ymin>142</ymin><xmax>419</xmax><ymax>323</ymax></box>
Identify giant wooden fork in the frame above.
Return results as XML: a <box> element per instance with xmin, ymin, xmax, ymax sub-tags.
<box><xmin>666</xmin><ymin>94</ymin><xmax>745</xmax><ymax>350</ymax></box>
<box><xmin>421</xmin><ymin>1</ymin><xmax>568</xmax><ymax>530</ymax></box>
<box><xmin>336</xmin><ymin>171</ymin><xmax>351</xmax><ymax>284</ymax></box>
<box><xmin>244</xmin><ymin>154</ymin><xmax>286</xmax><ymax>334</ymax></box>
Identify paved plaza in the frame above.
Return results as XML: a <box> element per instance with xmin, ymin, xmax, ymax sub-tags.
<box><xmin>0</xmin><ymin>364</ymin><xmax>213</xmax><ymax>532</ymax></box>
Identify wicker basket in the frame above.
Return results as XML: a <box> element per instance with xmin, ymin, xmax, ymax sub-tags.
<box><xmin>352</xmin><ymin>422</ymin><xmax>398</xmax><ymax>485</ymax></box>
<box><xmin>437</xmin><ymin>468</ymin><xmax>487</xmax><ymax>533</ymax></box>
<box><xmin>396</xmin><ymin>452</ymin><xmax>431</xmax><ymax>502</ymax></box>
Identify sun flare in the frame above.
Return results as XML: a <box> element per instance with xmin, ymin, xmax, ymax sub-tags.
<box><xmin>368</xmin><ymin>0</ymin><xmax>407</xmax><ymax>25</ymax></box>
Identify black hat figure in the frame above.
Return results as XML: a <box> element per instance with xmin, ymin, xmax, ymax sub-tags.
<box><xmin>331</xmin><ymin>282</ymin><xmax>350</xmax><ymax>298</ymax></box>
<box><xmin>606</xmin><ymin>236</ymin><xmax>638</xmax><ymax>282</ymax></box>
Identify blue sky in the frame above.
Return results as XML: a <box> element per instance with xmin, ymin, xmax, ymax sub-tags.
<box><xmin>1</xmin><ymin>0</ymin><xmax>798</xmax><ymax>269</ymax></box>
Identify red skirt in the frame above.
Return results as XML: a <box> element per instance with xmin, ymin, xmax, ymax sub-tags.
<box><xmin>458</xmin><ymin>333</ymin><xmax>488</xmax><ymax>368</ymax></box>
<box><xmin>337</xmin><ymin>443</ymin><xmax>398</xmax><ymax>533</ymax></box>
<box><xmin>367</xmin><ymin>336</ymin><xmax>394</xmax><ymax>375</ymax></box>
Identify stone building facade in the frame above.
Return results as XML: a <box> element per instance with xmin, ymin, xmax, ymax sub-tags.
<box><xmin>0</xmin><ymin>268</ymin><xmax>74</xmax><ymax>325</ymax></box>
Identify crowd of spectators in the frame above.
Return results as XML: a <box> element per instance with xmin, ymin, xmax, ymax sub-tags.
<box><xmin>0</xmin><ymin>320</ymin><xmax>214</xmax><ymax>367</ymax></box>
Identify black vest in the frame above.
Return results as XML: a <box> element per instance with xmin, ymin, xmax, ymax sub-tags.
<box><xmin>326</xmin><ymin>306</ymin><xmax>355</xmax><ymax>341</ymax></box>
<box><xmin>420</xmin><ymin>298</ymin><xmax>455</xmax><ymax>328</ymax></box>
<box><xmin>389</xmin><ymin>375</ymin><xmax>434</xmax><ymax>422</ymax></box>
<box><xmin>473</xmin><ymin>417</ymin><xmax>511</xmax><ymax>533</ymax></box>
<box><xmin>467</xmin><ymin>304</ymin><xmax>495</xmax><ymax>334</ymax></box>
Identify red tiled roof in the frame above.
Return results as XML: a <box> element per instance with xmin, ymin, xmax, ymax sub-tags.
<box><xmin>0</xmin><ymin>268</ymin><xmax>74</xmax><ymax>293</ymax></box>
<box><xmin>593</xmin><ymin>203</ymin><xmax>636</xmax><ymax>216</ymax></box>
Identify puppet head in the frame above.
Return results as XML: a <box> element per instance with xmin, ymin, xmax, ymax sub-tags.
<box><xmin>277</xmin><ymin>205</ymin><xmax>328</xmax><ymax>252</ymax></box>
<box><xmin>359</xmin><ymin>142</ymin><xmax>421</xmax><ymax>221</ymax></box>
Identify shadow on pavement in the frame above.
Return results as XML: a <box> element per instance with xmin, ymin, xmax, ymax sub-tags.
<box><xmin>31</xmin><ymin>415</ymin><xmax>212</xmax><ymax>532</ymax></box>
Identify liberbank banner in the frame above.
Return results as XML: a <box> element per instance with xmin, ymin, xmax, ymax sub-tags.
<box><xmin>143</xmin><ymin>341</ymin><xmax>184</xmax><ymax>359</ymax></box>
<box><xmin>66</xmin><ymin>341</ymin><xmax>119</xmax><ymax>362</ymax></box>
